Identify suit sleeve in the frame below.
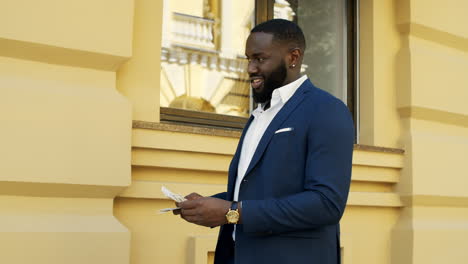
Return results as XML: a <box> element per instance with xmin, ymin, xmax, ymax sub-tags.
<box><xmin>211</xmin><ymin>192</ymin><xmax>227</xmax><ymax>200</ymax></box>
<box><xmin>241</xmin><ymin>99</ymin><xmax>354</xmax><ymax>234</ymax></box>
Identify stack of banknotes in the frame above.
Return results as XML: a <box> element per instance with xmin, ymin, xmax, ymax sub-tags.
<box><xmin>159</xmin><ymin>186</ymin><xmax>187</xmax><ymax>213</ymax></box>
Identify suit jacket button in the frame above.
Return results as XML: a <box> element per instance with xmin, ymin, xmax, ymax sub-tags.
<box><xmin>243</xmin><ymin>179</ymin><xmax>248</xmax><ymax>182</ymax></box>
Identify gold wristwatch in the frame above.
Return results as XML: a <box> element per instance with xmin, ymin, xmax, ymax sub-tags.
<box><xmin>226</xmin><ymin>201</ymin><xmax>240</xmax><ymax>224</ymax></box>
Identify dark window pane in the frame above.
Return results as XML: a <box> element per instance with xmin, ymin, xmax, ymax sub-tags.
<box><xmin>275</xmin><ymin>0</ymin><xmax>349</xmax><ymax>104</ymax></box>
<box><xmin>159</xmin><ymin>0</ymin><xmax>255</xmax><ymax>118</ymax></box>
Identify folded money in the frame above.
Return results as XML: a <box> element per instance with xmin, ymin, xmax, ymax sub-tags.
<box><xmin>159</xmin><ymin>186</ymin><xmax>186</xmax><ymax>214</ymax></box>
<box><xmin>159</xmin><ymin>207</ymin><xmax>180</xmax><ymax>213</ymax></box>
<box><xmin>161</xmin><ymin>186</ymin><xmax>187</xmax><ymax>202</ymax></box>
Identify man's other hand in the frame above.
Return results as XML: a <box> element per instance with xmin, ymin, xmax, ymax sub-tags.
<box><xmin>185</xmin><ymin>192</ymin><xmax>203</xmax><ymax>201</ymax></box>
<box><xmin>173</xmin><ymin>192</ymin><xmax>203</xmax><ymax>215</ymax></box>
<box><xmin>178</xmin><ymin>197</ymin><xmax>230</xmax><ymax>227</ymax></box>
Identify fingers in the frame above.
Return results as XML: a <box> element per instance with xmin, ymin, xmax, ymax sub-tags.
<box><xmin>179</xmin><ymin>199</ymin><xmax>199</xmax><ymax>210</ymax></box>
<box><xmin>174</xmin><ymin>199</ymin><xmax>200</xmax><ymax>220</ymax></box>
<box><xmin>179</xmin><ymin>201</ymin><xmax>202</xmax><ymax>223</ymax></box>
<box><xmin>180</xmin><ymin>208</ymin><xmax>198</xmax><ymax>216</ymax></box>
<box><xmin>172</xmin><ymin>208</ymin><xmax>181</xmax><ymax>215</ymax></box>
<box><xmin>182</xmin><ymin>214</ymin><xmax>200</xmax><ymax>225</ymax></box>
<box><xmin>185</xmin><ymin>192</ymin><xmax>203</xmax><ymax>201</ymax></box>
<box><xmin>180</xmin><ymin>209</ymin><xmax>206</xmax><ymax>226</ymax></box>
<box><xmin>178</xmin><ymin>206</ymin><xmax>197</xmax><ymax>221</ymax></box>
<box><xmin>175</xmin><ymin>197</ymin><xmax>227</xmax><ymax>228</ymax></box>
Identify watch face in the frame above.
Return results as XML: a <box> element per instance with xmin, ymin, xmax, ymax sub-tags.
<box><xmin>226</xmin><ymin>210</ymin><xmax>239</xmax><ymax>223</ymax></box>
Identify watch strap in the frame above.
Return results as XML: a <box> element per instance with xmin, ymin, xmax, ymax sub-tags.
<box><xmin>230</xmin><ymin>201</ymin><xmax>238</xmax><ymax>211</ymax></box>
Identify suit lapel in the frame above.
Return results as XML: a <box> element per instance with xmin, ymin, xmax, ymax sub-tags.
<box><xmin>227</xmin><ymin>115</ymin><xmax>255</xmax><ymax>198</ymax></box>
<box><xmin>242</xmin><ymin>81</ymin><xmax>312</xmax><ymax>179</ymax></box>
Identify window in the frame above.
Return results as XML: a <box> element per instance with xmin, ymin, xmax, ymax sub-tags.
<box><xmin>272</xmin><ymin>0</ymin><xmax>356</xmax><ymax>118</ymax></box>
<box><xmin>159</xmin><ymin>0</ymin><xmax>356</xmax><ymax>129</ymax></box>
<box><xmin>159</xmin><ymin>0</ymin><xmax>254</xmax><ymax>128</ymax></box>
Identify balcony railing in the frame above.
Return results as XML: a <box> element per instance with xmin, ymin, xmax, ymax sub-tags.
<box><xmin>171</xmin><ymin>12</ymin><xmax>216</xmax><ymax>50</ymax></box>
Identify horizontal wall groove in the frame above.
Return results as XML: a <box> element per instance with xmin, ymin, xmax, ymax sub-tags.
<box><xmin>398</xmin><ymin>23</ymin><xmax>468</xmax><ymax>53</ymax></box>
<box><xmin>0</xmin><ymin>180</ymin><xmax>127</xmax><ymax>198</ymax></box>
<box><xmin>133</xmin><ymin>120</ymin><xmax>242</xmax><ymax>138</ymax></box>
<box><xmin>352</xmin><ymin>150</ymin><xmax>404</xmax><ymax>169</ymax></box>
<box><xmin>132</xmin><ymin>145</ymin><xmax>234</xmax><ymax>157</ymax></box>
<box><xmin>348</xmin><ymin>192</ymin><xmax>403</xmax><ymax>208</ymax></box>
<box><xmin>398</xmin><ymin>106</ymin><xmax>468</xmax><ymax>128</ymax></box>
<box><xmin>0</xmin><ymin>38</ymin><xmax>129</xmax><ymax>71</ymax></box>
<box><xmin>132</xmin><ymin>147</ymin><xmax>231</xmax><ymax>172</ymax></box>
<box><xmin>402</xmin><ymin>195</ymin><xmax>468</xmax><ymax>207</ymax></box>
<box><xmin>118</xmin><ymin>181</ymin><xmax>403</xmax><ymax>208</ymax></box>
<box><xmin>118</xmin><ymin>180</ymin><xmax>225</xmax><ymax>199</ymax></box>
<box><xmin>133</xmin><ymin>123</ymin><xmax>405</xmax><ymax>152</ymax></box>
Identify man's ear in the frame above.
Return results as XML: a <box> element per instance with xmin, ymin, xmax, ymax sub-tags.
<box><xmin>288</xmin><ymin>48</ymin><xmax>302</xmax><ymax>68</ymax></box>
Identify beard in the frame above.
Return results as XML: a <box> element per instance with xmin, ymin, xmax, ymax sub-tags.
<box><xmin>252</xmin><ymin>62</ymin><xmax>287</xmax><ymax>104</ymax></box>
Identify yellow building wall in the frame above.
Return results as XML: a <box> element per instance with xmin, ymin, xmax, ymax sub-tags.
<box><xmin>114</xmin><ymin>4</ymin><xmax>406</xmax><ymax>263</ymax></box>
<box><xmin>1</xmin><ymin>0</ymin><xmax>467</xmax><ymax>263</ymax></box>
<box><xmin>392</xmin><ymin>0</ymin><xmax>468</xmax><ymax>263</ymax></box>
<box><xmin>359</xmin><ymin>0</ymin><xmax>402</xmax><ymax>148</ymax></box>
<box><xmin>171</xmin><ymin>0</ymin><xmax>205</xmax><ymax>18</ymax></box>
<box><xmin>115</xmin><ymin>127</ymin><xmax>404</xmax><ymax>264</ymax></box>
<box><xmin>117</xmin><ymin>0</ymin><xmax>163</xmax><ymax>122</ymax></box>
<box><xmin>0</xmin><ymin>0</ymin><xmax>133</xmax><ymax>70</ymax></box>
<box><xmin>0</xmin><ymin>0</ymin><xmax>133</xmax><ymax>263</ymax></box>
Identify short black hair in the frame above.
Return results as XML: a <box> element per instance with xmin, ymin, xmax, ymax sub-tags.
<box><xmin>251</xmin><ymin>19</ymin><xmax>306</xmax><ymax>51</ymax></box>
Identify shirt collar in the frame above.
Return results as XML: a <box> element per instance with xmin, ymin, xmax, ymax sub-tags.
<box><xmin>252</xmin><ymin>75</ymin><xmax>307</xmax><ymax>117</ymax></box>
<box><xmin>274</xmin><ymin>74</ymin><xmax>308</xmax><ymax>105</ymax></box>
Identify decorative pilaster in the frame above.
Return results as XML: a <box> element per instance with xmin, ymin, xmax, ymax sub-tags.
<box><xmin>392</xmin><ymin>0</ymin><xmax>468</xmax><ymax>263</ymax></box>
<box><xmin>0</xmin><ymin>0</ymin><xmax>133</xmax><ymax>263</ymax></box>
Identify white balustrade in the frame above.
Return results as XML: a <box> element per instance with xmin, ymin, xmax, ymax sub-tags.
<box><xmin>274</xmin><ymin>0</ymin><xmax>295</xmax><ymax>21</ymax></box>
<box><xmin>161</xmin><ymin>47</ymin><xmax>247</xmax><ymax>75</ymax></box>
<box><xmin>171</xmin><ymin>12</ymin><xmax>216</xmax><ymax>50</ymax></box>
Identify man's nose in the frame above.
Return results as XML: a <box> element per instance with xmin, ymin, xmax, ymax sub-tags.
<box><xmin>247</xmin><ymin>61</ymin><xmax>258</xmax><ymax>75</ymax></box>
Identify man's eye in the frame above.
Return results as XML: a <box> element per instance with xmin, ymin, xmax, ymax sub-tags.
<box><xmin>247</xmin><ymin>58</ymin><xmax>265</xmax><ymax>63</ymax></box>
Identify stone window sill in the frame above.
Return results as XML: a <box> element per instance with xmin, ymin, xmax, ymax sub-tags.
<box><xmin>133</xmin><ymin>120</ymin><xmax>404</xmax><ymax>154</ymax></box>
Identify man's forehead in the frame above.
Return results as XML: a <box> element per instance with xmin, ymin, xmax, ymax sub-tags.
<box><xmin>245</xmin><ymin>32</ymin><xmax>277</xmax><ymax>53</ymax></box>
<box><xmin>248</xmin><ymin>32</ymin><xmax>274</xmax><ymax>42</ymax></box>
<box><xmin>246</xmin><ymin>32</ymin><xmax>274</xmax><ymax>47</ymax></box>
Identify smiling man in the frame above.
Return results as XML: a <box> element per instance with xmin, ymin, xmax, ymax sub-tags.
<box><xmin>176</xmin><ymin>19</ymin><xmax>355</xmax><ymax>264</ymax></box>
<box><xmin>247</xmin><ymin>22</ymin><xmax>304</xmax><ymax>108</ymax></box>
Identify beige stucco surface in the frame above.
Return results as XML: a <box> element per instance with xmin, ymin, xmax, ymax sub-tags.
<box><xmin>0</xmin><ymin>0</ymin><xmax>467</xmax><ymax>263</ymax></box>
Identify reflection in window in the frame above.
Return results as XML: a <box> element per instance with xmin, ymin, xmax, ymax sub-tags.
<box><xmin>275</xmin><ymin>0</ymin><xmax>348</xmax><ymax>104</ymax></box>
<box><xmin>160</xmin><ymin>0</ymin><xmax>255</xmax><ymax>117</ymax></box>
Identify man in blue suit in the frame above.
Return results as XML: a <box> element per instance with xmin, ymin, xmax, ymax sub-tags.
<box><xmin>176</xmin><ymin>19</ymin><xmax>354</xmax><ymax>264</ymax></box>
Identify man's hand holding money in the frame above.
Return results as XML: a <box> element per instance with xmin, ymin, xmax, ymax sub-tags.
<box><xmin>176</xmin><ymin>196</ymin><xmax>232</xmax><ymax>228</ymax></box>
<box><xmin>172</xmin><ymin>192</ymin><xmax>202</xmax><ymax>215</ymax></box>
<box><xmin>161</xmin><ymin>186</ymin><xmax>238</xmax><ymax>228</ymax></box>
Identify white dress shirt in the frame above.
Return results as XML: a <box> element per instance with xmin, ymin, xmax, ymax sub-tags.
<box><xmin>232</xmin><ymin>75</ymin><xmax>307</xmax><ymax>240</ymax></box>
<box><xmin>234</xmin><ymin>74</ymin><xmax>307</xmax><ymax>202</ymax></box>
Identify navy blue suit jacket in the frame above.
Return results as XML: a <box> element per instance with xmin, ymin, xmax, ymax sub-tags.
<box><xmin>213</xmin><ymin>79</ymin><xmax>354</xmax><ymax>264</ymax></box>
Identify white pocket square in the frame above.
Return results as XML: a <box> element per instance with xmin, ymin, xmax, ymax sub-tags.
<box><xmin>275</xmin><ymin>127</ymin><xmax>294</xmax><ymax>134</ymax></box>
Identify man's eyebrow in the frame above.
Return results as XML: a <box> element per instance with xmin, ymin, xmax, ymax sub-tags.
<box><xmin>245</xmin><ymin>52</ymin><xmax>266</xmax><ymax>58</ymax></box>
